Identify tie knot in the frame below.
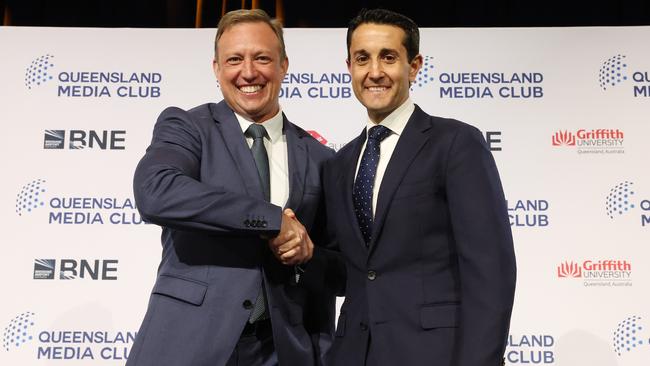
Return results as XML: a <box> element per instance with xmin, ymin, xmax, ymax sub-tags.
<box><xmin>246</xmin><ymin>124</ymin><xmax>267</xmax><ymax>139</ymax></box>
<box><xmin>368</xmin><ymin>125</ymin><xmax>391</xmax><ymax>142</ymax></box>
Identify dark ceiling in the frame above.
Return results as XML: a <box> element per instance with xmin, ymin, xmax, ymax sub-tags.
<box><xmin>2</xmin><ymin>0</ymin><xmax>650</xmax><ymax>28</ymax></box>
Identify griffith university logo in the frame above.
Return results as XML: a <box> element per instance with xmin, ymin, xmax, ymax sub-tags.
<box><xmin>598</xmin><ymin>54</ymin><xmax>628</xmax><ymax>91</ymax></box>
<box><xmin>2</xmin><ymin>312</ymin><xmax>36</xmax><ymax>351</ymax></box>
<box><xmin>557</xmin><ymin>259</ymin><xmax>632</xmax><ymax>287</ymax></box>
<box><xmin>557</xmin><ymin>261</ymin><xmax>581</xmax><ymax>278</ymax></box>
<box><xmin>15</xmin><ymin>179</ymin><xmax>47</xmax><ymax>216</ymax></box>
<box><xmin>307</xmin><ymin>130</ymin><xmax>346</xmax><ymax>151</ymax></box>
<box><xmin>551</xmin><ymin>130</ymin><xmax>575</xmax><ymax>146</ymax></box>
<box><xmin>307</xmin><ymin>131</ymin><xmax>328</xmax><ymax>145</ymax></box>
<box><xmin>25</xmin><ymin>55</ymin><xmax>55</xmax><ymax>89</ymax></box>
<box><xmin>411</xmin><ymin>55</ymin><xmax>435</xmax><ymax>90</ymax></box>
<box><xmin>551</xmin><ymin>128</ymin><xmax>624</xmax><ymax>154</ymax></box>
<box><xmin>613</xmin><ymin>315</ymin><xmax>649</xmax><ymax>358</ymax></box>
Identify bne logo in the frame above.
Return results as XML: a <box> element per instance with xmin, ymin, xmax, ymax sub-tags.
<box><xmin>551</xmin><ymin>131</ymin><xmax>576</xmax><ymax>146</ymax></box>
<box><xmin>557</xmin><ymin>261</ymin><xmax>581</xmax><ymax>278</ymax></box>
<box><xmin>43</xmin><ymin>130</ymin><xmax>125</xmax><ymax>150</ymax></box>
<box><xmin>33</xmin><ymin>259</ymin><xmax>118</xmax><ymax>280</ymax></box>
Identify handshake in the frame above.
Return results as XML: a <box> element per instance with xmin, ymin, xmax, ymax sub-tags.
<box><xmin>268</xmin><ymin>208</ymin><xmax>314</xmax><ymax>266</ymax></box>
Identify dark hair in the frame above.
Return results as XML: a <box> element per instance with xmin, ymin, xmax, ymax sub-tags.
<box><xmin>346</xmin><ymin>8</ymin><xmax>420</xmax><ymax>62</ymax></box>
<box><xmin>214</xmin><ymin>9</ymin><xmax>286</xmax><ymax>60</ymax></box>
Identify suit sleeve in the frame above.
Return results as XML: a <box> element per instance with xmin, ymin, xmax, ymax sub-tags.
<box><xmin>133</xmin><ymin>107</ymin><xmax>282</xmax><ymax>235</ymax></box>
<box><xmin>445</xmin><ymin>126</ymin><xmax>516</xmax><ymax>365</ymax></box>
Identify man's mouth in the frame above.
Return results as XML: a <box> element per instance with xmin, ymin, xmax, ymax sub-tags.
<box><xmin>366</xmin><ymin>86</ymin><xmax>389</xmax><ymax>92</ymax></box>
<box><xmin>238</xmin><ymin>85</ymin><xmax>264</xmax><ymax>94</ymax></box>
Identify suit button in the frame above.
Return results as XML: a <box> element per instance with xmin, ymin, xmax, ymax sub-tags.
<box><xmin>360</xmin><ymin>322</ymin><xmax>368</xmax><ymax>331</ymax></box>
<box><xmin>244</xmin><ymin>219</ymin><xmax>250</xmax><ymax>227</ymax></box>
<box><xmin>367</xmin><ymin>270</ymin><xmax>377</xmax><ymax>281</ymax></box>
<box><xmin>261</xmin><ymin>221</ymin><xmax>267</xmax><ymax>228</ymax></box>
<box><xmin>243</xmin><ymin>300</ymin><xmax>253</xmax><ymax>309</ymax></box>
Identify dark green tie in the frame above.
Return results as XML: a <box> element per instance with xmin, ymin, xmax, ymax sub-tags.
<box><xmin>245</xmin><ymin>124</ymin><xmax>270</xmax><ymax>202</ymax></box>
<box><xmin>245</xmin><ymin>123</ymin><xmax>269</xmax><ymax>322</ymax></box>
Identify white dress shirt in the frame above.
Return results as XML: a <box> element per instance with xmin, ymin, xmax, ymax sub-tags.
<box><xmin>354</xmin><ymin>98</ymin><xmax>415</xmax><ymax>217</ymax></box>
<box><xmin>236</xmin><ymin>109</ymin><xmax>290</xmax><ymax>208</ymax></box>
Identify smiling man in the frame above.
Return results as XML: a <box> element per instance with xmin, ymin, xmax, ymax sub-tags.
<box><xmin>126</xmin><ymin>9</ymin><xmax>338</xmax><ymax>366</ymax></box>
<box><xmin>323</xmin><ymin>8</ymin><xmax>517</xmax><ymax>366</ymax></box>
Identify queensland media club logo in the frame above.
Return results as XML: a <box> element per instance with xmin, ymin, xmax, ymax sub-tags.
<box><xmin>15</xmin><ymin>178</ymin><xmax>144</xmax><ymax>225</ymax></box>
<box><xmin>280</xmin><ymin>71</ymin><xmax>351</xmax><ymax>99</ymax></box>
<box><xmin>551</xmin><ymin>128</ymin><xmax>624</xmax><ymax>154</ymax></box>
<box><xmin>33</xmin><ymin>258</ymin><xmax>118</xmax><ymax>280</ymax></box>
<box><xmin>557</xmin><ymin>259</ymin><xmax>632</xmax><ymax>287</ymax></box>
<box><xmin>411</xmin><ymin>55</ymin><xmax>435</xmax><ymax>91</ymax></box>
<box><xmin>2</xmin><ymin>312</ymin><xmax>136</xmax><ymax>360</ymax></box>
<box><xmin>24</xmin><ymin>54</ymin><xmax>162</xmax><ymax>98</ymax></box>
<box><xmin>411</xmin><ymin>54</ymin><xmax>544</xmax><ymax>99</ymax></box>
<box><xmin>605</xmin><ymin>181</ymin><xmax>650</xmax><ymax>227</ymax></box>
<box><xmin>507</xmin><ymin>198</ymin><xmax>549</xmax><ymax>228</ymax></box>
<box><xmin>25</xmin><ymin>55</ymin><xmax>55</xmax><ymax>89</ymax></box>
<box><xmin>2</xmin><ymin>312</ymin><xmax>36</xmax><ymax>351</ymax></box>
<box><xmin>599</xmin><ymin>54</ymin><xmax>650</xmax><ymax>97</ymax></box>
<box><xmin>612</xmin><ymin>315</ymin><xmax>650</xmax><ymax>359</ymax></box>
<box><xmin>506</xmin><ymin>333</ymin><xmax>555</xmax><ymax>364</ymax></box>
<box><xmin>44</xmin><ymin>129</ymin><xmax>126</xmax><ymax>150</ymax></box>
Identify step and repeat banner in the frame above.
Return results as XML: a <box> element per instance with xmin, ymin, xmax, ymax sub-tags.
<box><xmin>1</xmin><ymin>26</ymin><xmax>649</xmax><ymax>365</ymax></box>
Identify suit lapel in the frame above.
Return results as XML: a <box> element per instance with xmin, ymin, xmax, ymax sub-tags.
<box><xmin>340</xmin><ymin>129</ymin><xmax>368</xmax><ymax>248</ymax></box>
<box><xmin>369</xmin><ymin>106</ymin><xmax>432</xmax><ymax>251</ymax></box>
<box><xmin>283</xmin><ymin>116</ymin><xmax>307</xmax><ymax>210</ymax></box>
<box><xmin>209</xmin><ymin>101</ymin><xmax>265</xmax><ymax>200</ymax></box>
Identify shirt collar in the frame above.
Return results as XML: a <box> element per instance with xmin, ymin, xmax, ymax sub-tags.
<box><xmin>235</xmin><ymin>108</ymin><xmax>284</xmax><ymax>142</ymax></box>
<box><xmin>365</xmin><ymin>98</ymin><xmax>414</xmax><ymax>137</ymax></box>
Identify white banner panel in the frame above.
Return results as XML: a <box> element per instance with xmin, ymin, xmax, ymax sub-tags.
<box><xmin>1</xmin><ymin>26</ymin><xmax>649</xmax><ymax>365</ymax></box>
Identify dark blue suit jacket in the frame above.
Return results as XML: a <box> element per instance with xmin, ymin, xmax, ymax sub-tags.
<box><xmin>324</xmin><ymin>105</ymin><xmax>516</xmax><ymax>366</ymax></box>
<box><xmin>127</xmin><ymin>101</ymin><xmax>336</xmax><ymax>366</ymax></box>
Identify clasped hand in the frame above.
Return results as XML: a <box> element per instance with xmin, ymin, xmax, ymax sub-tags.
<box><xmin>268</xmin><ymin>208</ymin><xmax>313</xmax><ymax>265</ymax></box>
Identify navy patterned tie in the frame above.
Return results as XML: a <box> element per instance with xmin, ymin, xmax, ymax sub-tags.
<box><xmin>245</xmin><ymin>123</ymin><xmax>269</xmax><ymax>322</ymax></box>
<box><xmin>353</xmin><ymin>125</ymin><xmax>392</xmax><ymax>245</ymax></box>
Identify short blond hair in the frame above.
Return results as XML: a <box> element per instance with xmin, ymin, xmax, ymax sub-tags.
<box><xmin>214</xmin><ymin>9</ymin><xmax>286</xmax><ymax>60</ymax></box>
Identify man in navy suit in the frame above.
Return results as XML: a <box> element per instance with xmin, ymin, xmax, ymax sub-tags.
<box><xmin>324</xmin><ymin>9</ymin><xmax>517</xmax><ymax>366</ymax></box>
<box><xmin>126</xmin><ymin>9</ymin><xmax>337</xmax><ymax>366</ymax></box>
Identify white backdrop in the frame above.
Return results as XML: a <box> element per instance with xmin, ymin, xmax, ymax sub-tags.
<box><xmin>1</xmin><ymin>26</ymin><xmax>649</xmax><ymax>365</ymax></box>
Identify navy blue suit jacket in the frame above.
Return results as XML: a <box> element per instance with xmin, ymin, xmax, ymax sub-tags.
<box><xmin>127</xmin><ymin>101</ymin><xmax>336</xmax><ymax>366</ymax></box>
<box><xmin>324</xmin><ymin>105</ymin><xmax>516</xmax><ymax>366</ymax></box>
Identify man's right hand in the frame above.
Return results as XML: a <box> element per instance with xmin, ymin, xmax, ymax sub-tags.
<box><xmin>268</xmin><ymin>209</ymin><xmax>314</xmax><ymax>265</ymax></box>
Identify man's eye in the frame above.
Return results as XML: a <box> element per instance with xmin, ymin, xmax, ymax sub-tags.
<box><xmin>383</xmin><ymin>54</ymin><xmax>397</xmax><ymax>63</ymax></box>
<box><xmin>227</xmin><ymin>57</ymin><xmax>242</xmax><ymax>64</ymax></box>
<box><xmin>355</xmin><ymin>55</ymin><xmax>369</xmax><ymax>64</ymax></box>
<box><xmin>256</xmin><ymin>56</ymin><xmax>272</xmax><ymax>64</ymax></box>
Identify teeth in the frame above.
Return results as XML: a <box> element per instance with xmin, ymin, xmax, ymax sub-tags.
<box><xmin>239</xmin><ymin>85</ymin><xmax>262</xmax><ymax>93</ymax></box>
<box><xmin>367</xmin><ymin>86</ymin><xmax>387</xmax><ymax>92</ymax></box>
